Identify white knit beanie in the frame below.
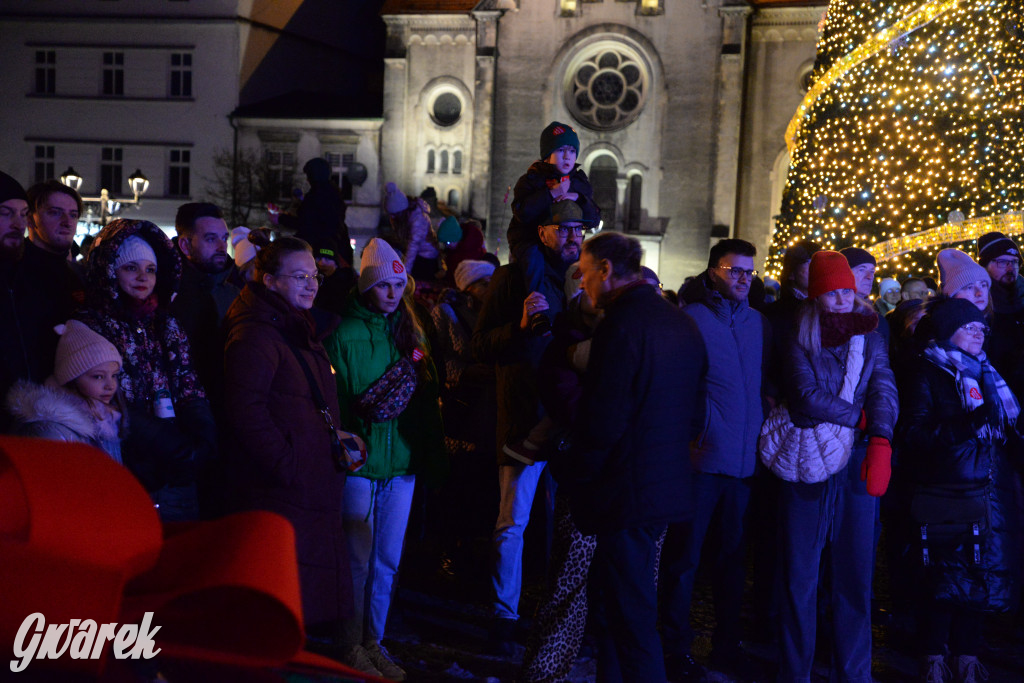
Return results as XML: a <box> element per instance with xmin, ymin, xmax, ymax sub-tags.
<box><xmin>384</xmin><ymin>182</ymin><xmax>409</xmax><ymax>215</ymax></box>
<box><xmin>358</xmin><ymin>238</ymin><xmax>407</xmax><ymax>293</ymax></box>
<box><xmin>454</xmin><ymin>260</ymin><xmax>495</xmax><ymax>292</ymax></box>
<box><xmin>937</xmin><ymin>248</ymin><xmax>990</xmax><ymax>296</ymax></box>
<box><xmin>231</xmin><ymin>226</ymin><xmax>259</xmax><ymax>268</ymax></box>
<box><xmin>114</xmin><ymin>235</ymin><xmax>157</xmax><ymax>269</ymax></box>
<box><xmin>878</xmin><ymin>278</ymin><xmax>900</xmax><ymax>297</ymax></box>
<box><xmin>53</xmin><ymin>320</ymin><xmax>122</xmax><ymax>385</ymax></box>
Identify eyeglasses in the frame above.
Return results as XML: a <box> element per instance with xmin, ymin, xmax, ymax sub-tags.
<box><xmin>0</xmin><ymin>206</ymin><xmax>28</xmax><ymax>220</ymax></box>
<box><xmin>278</xmin><ymin>272</ymin><xmax>324</xmax><ymax>286</ymax></box>
<box><xmin>713</xmin><ymin>266</ymin><xmax>758</xmax><ymax>281</ymax></box>
<box><xmin>551</xmin><ymin>225</ymin><xmax>586</xmax><ymax>238</ymax></box>
<box><xmin>990</xmin><ymin>257</ymin><xmax>1020</xmax><ymax>270</ymax></box>
<box><xmin>961</xmin><ymin>323</ymin><xmax>990</xmax><ymax>337</ymax></box>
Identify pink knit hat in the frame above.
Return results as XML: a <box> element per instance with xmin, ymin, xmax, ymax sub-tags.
<box><xmin>53</xmin><ymin>320</ymin><xmax>122</xmax><ymax>385</ymax></box>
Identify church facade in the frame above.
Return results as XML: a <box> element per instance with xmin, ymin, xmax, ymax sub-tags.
<box><xmin>381</xmin><ymin>0</ymin><xmax>825</xmax><ymax>285</ymax></box>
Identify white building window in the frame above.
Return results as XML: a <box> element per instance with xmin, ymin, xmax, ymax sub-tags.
<box><xmin>427</xmin><ymin>149</ymin><xmax>436</xmax><ymax>173</ymax></box>
<box><xmin>439</xmin><ymin>150</ymin><xmax>449</xmax><ymax>174</ymax></box>
<box><xmin>265</xmin><ymin>149</ymin><xmax>296</xmax><ymax>200</ymax></box>
<box><xmin>447</xmin><ymin>189</ymin><xmax>460</xmax><ymax>209</ymax></box>
<box><xmin>34</xmin><ymin>145</ymin><xmax>55</xmax><ymax>184</ymax></box>
<box><xmin>100</xmin><ymin>147</ymin><xmax>123</xmax><ymax>193</ymax></box>
<box><xmin>169</xmin><ymin>149</ymin><xmax>190</xmax><ymax>197</ymax></box>
<box><xmin>452</xmin><ymin>150</ymin><xmax>463</xmax><ymax>175</ymax></box>
<box><xmin>102</xmin><ymin>52</ymin><xmax>124</xmax><ymax>96</ymax></box>
<box><xmin>170</xmin><ymin>53</ymin><xmax>192</xmax><ymax>98</ymax></box>
<box><xmin>35</xmin><ymin>51</ymin><xmax>55</xmax><ymax>94</ymax></box>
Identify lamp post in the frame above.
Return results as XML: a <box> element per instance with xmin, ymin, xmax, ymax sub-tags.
<box><xmin>59</xmin><ymin>166</ymin><xmax>150</xmax><ymax>227</ymax></box>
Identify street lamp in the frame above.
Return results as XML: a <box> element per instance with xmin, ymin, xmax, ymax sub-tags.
<box><xmin>59</xmin><ymin>165</ymin><xmax>150</xmax><ymax>227</ymax></box>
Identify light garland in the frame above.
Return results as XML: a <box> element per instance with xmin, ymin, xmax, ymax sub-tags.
<box><xmin>767</xmin><ymin>0</ymin><xmax>1024</xmax><ymax>283</ymax></box>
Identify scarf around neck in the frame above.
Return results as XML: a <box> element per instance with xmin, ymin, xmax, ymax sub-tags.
<box><xmin>820</xmin><ymin>310</ymin><xmax>878</xmax><ymax>348</ymax></box>
<box><xmin>924</xmin><ymin>341</ymin><xmax>1020</xmax><ymax>441</ymax></box>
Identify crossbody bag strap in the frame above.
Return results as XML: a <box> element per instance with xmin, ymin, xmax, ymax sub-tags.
<box><xmin>279</xmin><ymin>332</ymin><xmax>338</xmax><ymax>434</ymax></box>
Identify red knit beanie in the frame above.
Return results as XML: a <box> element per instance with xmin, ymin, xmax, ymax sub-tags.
<box><xmin>808</xmin><ymin>250</ymin><xmax>856</xmax><ymax>300</ymax></box>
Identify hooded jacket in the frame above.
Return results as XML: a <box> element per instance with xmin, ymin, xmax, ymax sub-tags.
<box><xmin>76</xmin><ymin>219</ymin><xmax>215</xmax><ymax>491</ymax></box>
<box><xmin>682</xmin><ymin>274</ymin><xmax>768</xmax><ymax>478</ymax></box>
<box><xmin>323</xmin><ymin>291</ymin><xmax>445</xmax><ymax>484</ymax></box>
<box><xmin>222</xmin><ymin>281</ymin><xmax>353</xmax><ymax>627</ymax></box>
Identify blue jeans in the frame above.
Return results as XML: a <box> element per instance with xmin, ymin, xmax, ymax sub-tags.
<box><xmin>778</xmin><ymin>449</ymin><xmax>876</xmax><ymax>683</ymax></box>
<box><xmin>593</xmin><ymin>524</ymin><xmax>667</xmax><ymax>683</ymax></box>
<box><xmin>341</xmin><ymin>474</ymin><xmax>416</xmax><ymax>646</ymax></box>
<box><xmin>661</xmin><ymin>472</ymin><xmax>751</xmax><ymax>656</ymax></box>
<box><xmin>492</xmin><ymin>461</ymin><xmax>547</xmax><ymax>620</ymax></box>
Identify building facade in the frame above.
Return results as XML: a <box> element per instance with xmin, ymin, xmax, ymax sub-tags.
<box><xmin>381</xmin><ymin>0</ymin><xmax>825</xmax><ymax>285</ymax></box>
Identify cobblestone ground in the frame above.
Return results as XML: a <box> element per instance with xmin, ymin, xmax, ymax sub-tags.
<box><xmin>375</xmin><ymin>543</ymin><xmax>1024</xmax><ymax>683</ymax></box>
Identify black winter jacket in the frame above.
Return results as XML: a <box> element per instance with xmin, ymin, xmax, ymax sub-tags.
<box><xmin>896</xmin><ymin>357</ymin><xmax>1023</xmax><ymax>612</ymax></box>
<box><xmin>506</xmin><ymin>161</ymin><xmax>600</xmax><ymax>252</ymax></box>
<box><xmin>562</xmin><ymin>282</ymin><xmax>706</xmax><ymax>535</ymax></box>
<box><xmin>784</xmin><ymin>327</ymin><xmax>898</xmax><ymax>442</ymax></box>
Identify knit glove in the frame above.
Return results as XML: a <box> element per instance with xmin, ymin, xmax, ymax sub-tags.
<box><xmin>860</xmin><ymin>436</ymin><xmax>892</xmax><ymax>497</ymax></box>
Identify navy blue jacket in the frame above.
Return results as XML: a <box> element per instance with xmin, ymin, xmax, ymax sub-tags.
<box><xmin>563</xmin><ymin>282</ymin><xmax>706</xmax><ymax>535</ymax></box>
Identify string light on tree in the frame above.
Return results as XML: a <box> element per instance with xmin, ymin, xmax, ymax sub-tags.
<box><xmin>768</xmin><ymin>0</ymin><xmax>1024</xmax><ymax>281</ymax></box>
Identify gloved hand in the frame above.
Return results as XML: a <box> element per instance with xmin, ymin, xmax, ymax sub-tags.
<box><xmin>856</xmin><ymin>409</ymin><xmax>867</xmax><ymax>431</ymax></box>
<box><xmin>861</xmin><ymin>436</ymin><xmax>892</xmax><ymax>497</ymax></box>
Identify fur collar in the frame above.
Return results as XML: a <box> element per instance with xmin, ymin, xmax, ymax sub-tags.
<box><xmin>820</xmin><ymin>310</ymin><xmax>878</xmax><ymax>348</ymax></box>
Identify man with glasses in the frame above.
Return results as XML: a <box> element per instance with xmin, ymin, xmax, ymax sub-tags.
<box><xmin>977</xmin><ymin>231</ymin><xmax>1024</xmax><ymax>395</ymax></box>
<box><xmin>472</xmin><ymin>199</ymin><xmax>583</xmax><ymax>653</ymax></box>
<box><xmin>664</xmin><ymin>238</ymin><xmax>769</xmax><ymax>681</ymax></box>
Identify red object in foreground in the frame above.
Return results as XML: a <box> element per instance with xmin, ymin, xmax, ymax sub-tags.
<box><xmin>0</xmin><ymin>436</ymin><xmax>383</xmax><ymax>681</ymax></box>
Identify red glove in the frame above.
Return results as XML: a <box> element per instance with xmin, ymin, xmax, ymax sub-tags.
<box><xmin>856</xmin><ymin>409</ymin><xmax>867</xmax><ymax>431</ymax></box>
<box><xmin>861</xmin><ymin>436</ymin><xmax>892</xmax><ymax>497</ymax></box>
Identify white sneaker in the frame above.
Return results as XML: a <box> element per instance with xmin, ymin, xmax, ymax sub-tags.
<box><xmin>364</xmin><ymin>642</ymin><xmax>407</xmax><ymax>681</ymax></box>
<box><xmin>921</xmin><ymin>654</ymin><xmax>950</xmax><ymax>683</ymax></box>
<box><xmin>342</xmin><ymin>644</ymin><xmax>383</xmax><ymax>677</ymax></box>
<box><xmin>955</xmin><ymin>655</ymin><xmax>989</xmax><ymax>683</ymax></box>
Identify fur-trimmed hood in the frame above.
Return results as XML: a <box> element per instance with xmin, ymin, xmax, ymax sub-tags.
<box><xmin>5</xmin><ymin>380</ymin><xmax>95</xmax><ymax>442</ymax></box>
<box><xmin>85</xmin><ymin>218</ymin><xmax>182</xmax><ymax>310</ymax></box>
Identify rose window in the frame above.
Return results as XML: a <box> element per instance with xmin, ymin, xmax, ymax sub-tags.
<box><xmin>567</xmin><ymin>48</ymin><xmax>647</xmax><ymax>131</ymax></box>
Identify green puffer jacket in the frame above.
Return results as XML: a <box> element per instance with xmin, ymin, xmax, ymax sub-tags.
<box><xmin>324</xmin><ymin>293</ymin><xmax>446</xmax><ymax>484</ymax></box>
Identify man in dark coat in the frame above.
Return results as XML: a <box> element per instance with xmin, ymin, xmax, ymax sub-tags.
<box><xmin>170</xmin><ymin>202</ymin><xmax>239</xmax><ymax>409</ymax></box>
<box><xmin>977</xmin><ymin>231</ymin><xmax>1024</xmax><ymax>397</ymax></box>
<box><xmin>472</xmin><ymin>199</ymin><xmax>582</xmax><ymax>650</ymax></box>
<box><xmin>272</xmin><ymin>157</ymin><xmax>353</xmax><ymax>267</ymax></box>
<box><xmin>1</xmin><ymin>176</ymin><xmax>84</xmax><ymax>426</ymax></box>
<box><xmin>561</xmin><ymin>232</ymin><xmax>705</xmax><ymax>683</ymax></box>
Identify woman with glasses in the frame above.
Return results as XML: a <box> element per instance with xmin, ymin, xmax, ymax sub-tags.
<box><xmin>323</xmin><ymin>238</ymin><xmax>445</xmax><ymax>680</ymax></box>
<box><xmin>223</xmin><ymin>236</ymin><xmax>359</xmax><ymax>645</ymax></box>
<box><xmin>896</xmin><ymin>297</ymin><xmax>1022</xmax><ymax>683</ymax></box>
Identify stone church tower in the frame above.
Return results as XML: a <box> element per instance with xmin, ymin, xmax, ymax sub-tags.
<box><xmin>382</xmin><ymin>0</ymin><xmax>824</xmax><ymax>287</ymax></box>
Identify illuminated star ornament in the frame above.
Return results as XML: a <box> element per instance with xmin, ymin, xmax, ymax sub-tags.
<box><xmin>768</xmin><ymin>0</ymin><xmax>1024</xmax><ymax>281</ymax></box>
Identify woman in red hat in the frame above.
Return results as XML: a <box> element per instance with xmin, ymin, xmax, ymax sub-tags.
<box><xmin>769</xmin><ymin>250</ymin><xmax>898</xmax><ymax>683</ymax></box>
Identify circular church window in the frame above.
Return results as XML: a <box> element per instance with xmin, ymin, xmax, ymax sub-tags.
<box><xmin>432</xmin><ymin>93</ymin><xmax>462</xmax><ymax>127</ymax></box>
<box><xmin>566</xmin><ymin>44</ymin><xmax>648</xmax><ymax>131</ymax></box>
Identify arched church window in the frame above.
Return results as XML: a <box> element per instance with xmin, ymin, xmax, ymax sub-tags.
<box><xmin>453</xmin><ymin>150</ymin><xmax>463</xmax><ymax>175</ymax></box>
<box><xmin>440</xmin><ymin>150</ymin><xmax>449</xmax><ymax>174</ymax></box>
<box><xmin>427</xmin><ymin>149</ymin><xmax>436</xmax><ymax>173</ymax></box>
<box><xmin>565</xmin><ymin>43</ymin><xmax>648</xmax><ymax>131</ymax></box>
<box><xmin>448</xmin><ymin>189</ymin><xmax>460</xmax><ymax>209</ymax></box>
<box><xmin>589</xmin><ymin>155</ymin><xmax>619</xmax><ymax>227</ymax></box>
<box><xmin>626</xmin><ymin>174</ymin><xmax>642</xmax><ymax>232</ymax></box>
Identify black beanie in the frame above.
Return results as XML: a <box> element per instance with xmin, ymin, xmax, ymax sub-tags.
<box><xmin>782</xmin><ymin>239</ymin><xmax>822</xmax><ymax>277</ymax></box>
<box><xmin>976</xmin><ymin>231</ymin><xmax>1019</xmax><ymax>266</ymax></box>
<box><xmin>840</xmin><ymin>246</ymin><xmax>876</xmax><ymax>269</ymax></box>
<box><xmin>539</xmin><ymin>121</ymin><xmax>580</xmax><ymax>160</ymax></box>
<box><xmin>0</xmin><ymin>171</ymin><xmax>27</xmax><ymax>205</ymax></box>
<box><xmin>929</xmin><ymin>297</ymin><xmax>986</xmax><ymax>342</ymax></box>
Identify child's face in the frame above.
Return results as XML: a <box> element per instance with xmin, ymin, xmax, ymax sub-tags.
<box><xmin>116</xmin><ymin>259</ymin><xmax>157</xmax><ymax>302</ymax></box>
<box><xmin>73</xmin><ymin>361</ymin><xmax>120</xmax><ymax>404</ymax></box>
<box><xmin>546</xmin><ymin>145</ymin><xmax>578</xmax><ymax>175</ymax></box>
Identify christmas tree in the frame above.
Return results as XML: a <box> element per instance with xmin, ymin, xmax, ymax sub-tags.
<box><xmin>768</xmin><ymin>0</ymin><xmax>1024</xmax><ymax>281</ymax></box>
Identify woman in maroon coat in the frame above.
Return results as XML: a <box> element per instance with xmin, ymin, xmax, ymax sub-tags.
<box><xmin>223</xmin><ymin>236</ymin><xmax>359</xmax><ymax>637</ymax></box>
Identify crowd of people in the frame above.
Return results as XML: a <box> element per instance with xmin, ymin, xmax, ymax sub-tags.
<box><xmin>0</xmin><ymin>119</ymin><xmax>1022</xmax><ymax>683</ymax></box>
